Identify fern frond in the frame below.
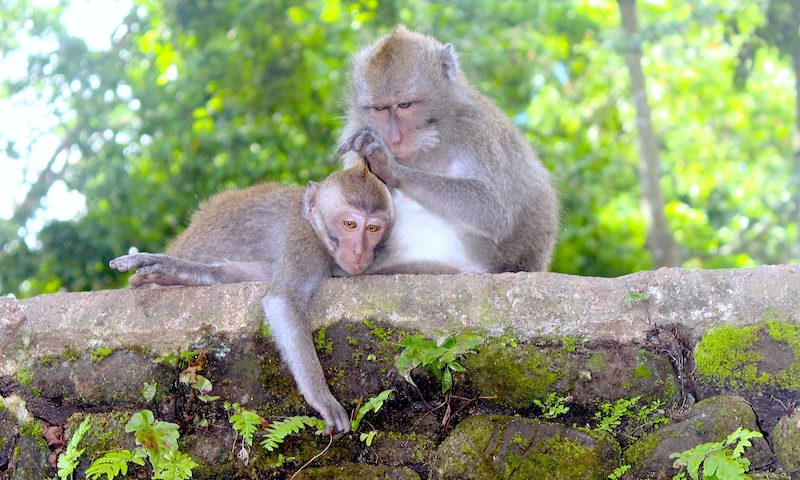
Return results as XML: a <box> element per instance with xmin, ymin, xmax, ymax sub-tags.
<box><xmin>85</xmin><ymin>449</ymin><xmax>146</xmax><ymax>480</ymax></box>
<box><xmin>260</xmin><ymin>416</ymin><xmax>324</xmax><ymax>452</ymax></box>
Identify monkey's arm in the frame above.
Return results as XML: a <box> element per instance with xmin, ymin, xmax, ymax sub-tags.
<box><xmin>340</xmin><ymin>130</ymin><xmax>511</xmax><ymax>241</ymax></box>
<box><xmin>262</xmin><ymin>255</ymin><xmax>350</xmax><ymax>435</ymax></box>
<box><xmin>110</xmin><ymin>253</ymin><xmax>270</xmax><ymax>287</ymax></box>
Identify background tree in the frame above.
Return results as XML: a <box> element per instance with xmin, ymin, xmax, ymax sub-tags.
<box><xmin>0</xmin><ymin>0</ymin><xmax>797</xmax><ymax>297</ymax></box>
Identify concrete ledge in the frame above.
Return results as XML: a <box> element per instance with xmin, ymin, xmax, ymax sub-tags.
<box><xmin>1</xmin><ymin>265</ymin><xmax>798</xmax><ymax>375</ymax></box>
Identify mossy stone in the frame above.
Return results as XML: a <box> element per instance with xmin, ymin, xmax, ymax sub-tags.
<box><xmin>695</xmin><ymin>321</ymin><xmax>800</xmax><ymax>392</ymax></box>
<box><xmin>771</xmin><ymin>411</ymin><xmax>800</xmax><ymax>474</ymax></box>
<box><xmin>430</xmin><ymin>414</ymin><xmax>618</xmax><ymax>480</ymax></box>
<box><xmin>294</xmin><ymin>463</ymin><xmax>420</xmax><ymax>479</ymax></box>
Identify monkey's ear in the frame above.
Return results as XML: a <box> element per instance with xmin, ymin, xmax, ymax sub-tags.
<box><xmin>440</xmin><ymin>43</ymin><xmax>459</xmax><ymax>82</ymax></box>
<box><xmin>355</xmin><ymin>157</ymin><xmax>370</xmax><ymax>178</ymax></box>
<box><xmin>303</xmin><ymin>182</ymin><xmax>319</xmax><ymax>220</ymax></box>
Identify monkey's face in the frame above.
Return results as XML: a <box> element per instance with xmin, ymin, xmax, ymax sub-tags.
<box><xmin>366</xmin><ymin>99</ymin><xmax>428</xmax><ymax>161</ymax></box>
<box><xmin>304</xmin><ymin>179</ymin><xmax>392</xmax><ymax>276</ymax></box>
<box><xmin>326</xmin><ymin>207</ymin><xmax>390</xmax><ymax>276</ymax></box>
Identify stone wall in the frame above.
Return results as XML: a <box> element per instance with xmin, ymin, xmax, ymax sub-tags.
<box><xmin>1</xmin><ymin>265</ymin><xmax>799</xmax><ymax>479</ymax></box>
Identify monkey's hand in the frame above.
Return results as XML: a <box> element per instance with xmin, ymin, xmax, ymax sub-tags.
<box><xmin>110</xmin><ymin>252</ymin><xmax>211</xmax><ymax>287</ymax></box>
<box><xmin>337</xmin><ymin>128</ymin><xmax>400</xmax><ymax>187</ymax></box>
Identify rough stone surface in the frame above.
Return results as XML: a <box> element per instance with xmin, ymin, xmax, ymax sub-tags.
<box><xmin>2</xmin><ymin>265</ymin><xmax>799</xmax><ymax>376</ymax></box>
<box><xmin>624</xmin><ymin>395</ymin><xmax>775</xmax><ymax>479</ymax></box>
<box><xmin>23</xmin><ymin>350</ymin><xmax>172</xmax><ymax>424</ymax></box>
<box><xmin>0</xmin><ymin>408</ymin><xmax>16</xmax><ymax>470</ymax></box>
<box><xmin>771</xmin><ymin>410</ymin><xmax>800</xmax><ymax>474</ymax></box>
<box><xmin>466</xmin><ymin>343</ymin><xmax>678</xmax><ymax>409</ymax></box>
<box><xmin>429</xmin><ymin>414</ymin><xmax>619</xmax><ymax>479</ymax></box>
<box><xmin>294</xmin><ymin>464</ymin><xmax>421</xmax><ymax>479</ymax></box>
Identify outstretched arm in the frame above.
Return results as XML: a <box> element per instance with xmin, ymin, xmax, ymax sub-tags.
<box><xmin>110</xmin><ymin>252</ymin><xmax>270</xmax><ymax>287</ymax></box>
<box><xmin>262</xmin><ymin>293</ymin><xmax>350</xmax><ymax>435</ymax></box>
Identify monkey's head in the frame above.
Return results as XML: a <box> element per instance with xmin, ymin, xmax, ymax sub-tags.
<box><xmin>349</xmin><ymin>25</ymin><xmax>464</xmax><ymax>162</ymax></box>
<box><xmin>303</xmin><ymin>160</ymin><xmax>393</xmax><ymax>275</ymax></box>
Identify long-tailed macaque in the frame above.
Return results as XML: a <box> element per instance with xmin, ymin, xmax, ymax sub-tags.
<box><xmin>338</xmin><ymin>25</ymin><xmax>559</xmax><ymax>274</ymax></box>
<box><xmin>109</xmin><ymin>161</ymin><xmax>393</xmax><ymax>434</ymax></box>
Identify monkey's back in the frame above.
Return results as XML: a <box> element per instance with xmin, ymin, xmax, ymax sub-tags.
<box><xmin>166</xmin><ymin>183</ymin><xmax>324</xmax><ymax>269</ymax></box>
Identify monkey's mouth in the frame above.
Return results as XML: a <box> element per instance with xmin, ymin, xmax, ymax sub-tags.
<box><xmin>340</xmin><ymin>262</ymin><xmax>369</xmax><ymax>276</ymax></box>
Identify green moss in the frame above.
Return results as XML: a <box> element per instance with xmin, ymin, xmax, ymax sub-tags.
<box><xmin>69</xmin><ymin>411</ymin><xmax>132</xmax><ymax>458</ymax></box>
<box><xmin>363</xmin><ymin>319</ymin><xmax>392</xmax><ymax>345</ymax></box>
<box><xmin>696</xmin><ymin>321</ymin><xmax>800</xmax><ymax>390</ymax></box>
<box><xmin>16</xmin><ymin>366</ymin><xmax>33</xmax><ymax>387</ymax></box>
<box><xmin>90</xmin><ymin>346</ymin><xmax>114</xmax><ymax>362</ymax></box>
<box><xmin>562</xmin><ymin>337</ymin><xmax>577</xmax><ymax>353</ymax></box>
<box><xmin>623</xmin><ymin>432</ymin><xmax>659</xmax><ymax>467</ymax></box>
<box><xmin>62</xmin><ymin>348</ymin><xmax>81</xmax><ymax>362</ymax></box>
<box><xmin>19</xmin><ymin>419</ymin><xmax>48</xmax><ymax>450</ymax></box>
<box><xmin>259</xmin><ymin>321</ymin><xmax>271</xmax><ymax>338</ymax></box>
<box><xmin>510</xmin><ymin>434</ymin><xmax>607</xmax><ymax>479</ymax></box>
<box><xmin>586</xmin><ymin>353</ymin><xmax>608</xmax><ymax>372</ymax></box>
<box><xmin>695</xmin><ymin>324</ymin><xmax>766</xmax><ymax>388</ymax></box>
<box><xmin>632</xmin><ymin>363</ymin><xmax>653</xmax><ymax>380</ymax></box>
<box><xmin>466</xmin><ymin>343</ymin><xmax>561</xmax><ymax>409</ymax></box>
<box><xmin>313</xmin><ymin>328</ymin><xmax>333</xmax><ymax>355</ymax></box>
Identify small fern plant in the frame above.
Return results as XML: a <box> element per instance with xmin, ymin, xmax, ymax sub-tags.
<box><xmin>85</xmin><ymin>409</ymin><xmax>197</xmax><ymax>480</ymax></box>
<box><xmin>226</xmin><ymin>402</ymin><xmax>263</xmax><ymax>465</ymax></box>
<box><xmin>57</xmin><ymin>415</ymin><xmax>92</xmax><ymax>480</ymax></box>
<box><xmin>260</xmin><ymin>416</ymin><xmax>326</xmax><ymax>452</ymax></box>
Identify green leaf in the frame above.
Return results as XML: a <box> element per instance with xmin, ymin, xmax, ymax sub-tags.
<box><xmin>57</xmin><ymin>415</ymin><xmax>92</xmax><ymax>480</ymax></box>
<box><xmin>152</xmin><ymin>450</ymin><xmax>198</xmax><ymax>480</ymax></box>
<box><xmin>359</xmin><ymin>430</ymin><xmax>378</xmax><ymax>446</ymax></box>
<box><xmin>142</xmin><ymin>381</ymin><xmax>157</xmax><ymax>402</ymax></box>
<box><xmin>442</xmin><ymin>368</ymin><xmax>453</xmax><ymax>393</ymax></box>
<box><xmin>261</xmin><ymin>416</ymin><xmax>325</xmax><ymax>452</ymax></box>
<box><xmin>351</xmin><ymin>389</ymin><xmax>393</xmax><ymax>431</ymax></box>
<box><xmin>85</xmin><ymin>449</ymin><xmax>146</xmax><ymax>480</ymax></box>
<box><xmin>230</xmin><ymin>407</ymin><xmax>261</xmax><ymax>447</ymax></box>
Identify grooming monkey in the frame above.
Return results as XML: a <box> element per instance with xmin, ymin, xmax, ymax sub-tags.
<box><xmin>110</xmin><ymin>161</ymin><xmax>393</xmax><ymax>434</ymax></box>
<box><xmin>338</xmin><ymin>25</ymin><xmax>559</xmax><ymax>274</ymax></box>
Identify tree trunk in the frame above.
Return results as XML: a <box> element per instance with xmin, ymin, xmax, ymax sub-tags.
<box><xmin>617</xmin><ymin>0</ymin><xmax>681</xmax><ymax>268</ymax></box>
<box><xmin>790</xmin><ymin>1</ymin><xmax>800</xmax><ymax>237</ymax></box>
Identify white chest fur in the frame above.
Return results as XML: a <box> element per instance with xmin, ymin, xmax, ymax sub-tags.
<box><xmin>377</xmin><ymin>189</ymin><xmax>485</xmax><ymax>273</ymax></box>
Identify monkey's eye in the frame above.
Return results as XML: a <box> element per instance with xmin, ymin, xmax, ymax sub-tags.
<box><xmin>366</xmin><ymin>224</ymin><xmax>381</xmax><ymax>233</ymax></box>
<box><xmin>343</xmin><ymin>220</ymin><xmax>357</xmax><ymax>230</ymax></box>
<box><xmin>397</xmin><ymin>101</ymin><xmax>413</xmax><ymax>109</ymax></box>
<box><xmin>373</xmin><ymin>105</ymin><xmax>388</xmax><ymax>112</ymax></box>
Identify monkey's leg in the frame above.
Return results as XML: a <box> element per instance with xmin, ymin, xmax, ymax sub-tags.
<box><xmin>262</xmin><ymin>295</ymin><xmax>350</xmax><ymax>435</ymax></box>
<box><xmin>110</xmin><ymin>252</ymin><xmax>269</xmax><ymax>287</ymax></box>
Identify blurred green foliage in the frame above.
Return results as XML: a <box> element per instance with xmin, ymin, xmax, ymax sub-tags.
<box><xmin>0</xmin><ymin>0</ymin><xmax>798</xmax><ymax>297</ymax></box>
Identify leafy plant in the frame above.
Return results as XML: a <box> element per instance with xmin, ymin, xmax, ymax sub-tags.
<box><xmin>229</xmin><ymin>404</ymin><xmax>262</xmax><ymax>448</ymax></box>
<box><xmin>608</xmin><ymin>464</ymin><xmax>631</xmax><ymax>480</ymax></box>
<box><xmin>57</xmin><ymin>415</ymin><xmax>92</xmax><ymax>480</ymax></box>
<box><xmin>86</xmin><ymin>410</ymin><xmax>197</xmax><ymax>480</ymax></box>
<box><xmin>227</xmin><ymin>402</ymin><xmax>263</xmax><ymax>465</ymax></box>
<box><xmin>533</xmin><ymin>392</ymin><xmax>570</xmax><ymax>419</ymax></box>
<box><xmin>395</xmin><ymin>333</ymin><xmax>483</xmax><ymax>393</ymax></box>
<box><xmin>260</xmin><ymin>416</ymin><xmax>326</xmax><ymax>452</ymax></box>
<box><xmin>177</xmin><ymin>351</ymin><xmax>219</xmax><ymax>403</ymax></box>
<box><xmin>360</xmin><ymin>430</ymin><xmax>378</xmax><ymax>446</ymax></box>
<box><xmin>351</xmin><ymin>389</ymin><xmax>393</xmax><ymax>431</ymax></box>
<box><xmin>594</xmin><ymin>396</ymin><xmax>668</xmax><ymax>441</ymax></box>
<box><xmin>624</xmin><ymin>291</ymin><xmax>650</xmax><ymax>303</ymax></box>
<box><xmin>142</xmin><ymin>381</ymin><xmax>158</xmax><ymax>402</ymax></box>
<box><xmin>85</xmin><ymin>450</ymin><xmax>146</xmax><ymax>479</ymax></box>
<box><xmin>670</xmin><ymin>427</ymin><xmax>763</xmax><ymax>480</ymax></box>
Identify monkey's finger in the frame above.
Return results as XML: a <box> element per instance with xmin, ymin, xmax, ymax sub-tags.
<box><xmin>364</xmin><ymin>143</ymin><xmax>381</xmax><ymax>157</ymax></box>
